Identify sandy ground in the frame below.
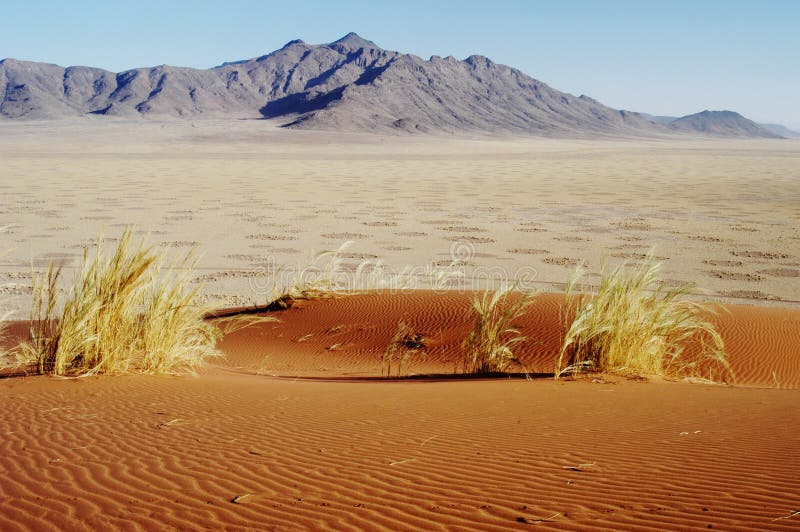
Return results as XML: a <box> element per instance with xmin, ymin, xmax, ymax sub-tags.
<box><xmin>1</xmin><ymin>120</ymin><xmax>799</xmax><ymax>530</ymax></box>
<box><xmin>1</xmin><ymin>290</ymin><xmax>799</xmax><ymax>530</ymax></box>
<box><xmin>0</xmin><ymin>376</ymin><xmax>798</xmax><ymax>531</ymax></box>
<box><xmin>1</xmin><ymin>119</ymin><xmax>799</xmax><ymax>312</ymax></box>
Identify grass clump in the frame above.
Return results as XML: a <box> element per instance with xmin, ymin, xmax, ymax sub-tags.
<box><xmin>20</xmin><ymin>229</ymin><xmax>258</xmax><ymax>376</ymax></box>
<box><xmin>0</xmin><ymin>226</ymin><xmax>11</xmax><ymax>364</ymax></box>
<box><xmin>556</xmin><ymin>258</ymin><xmax>732</xmax><ymax>382</ymax></box>
<box><xmin>462</xmin><ymin>284</ymin><xmax>536</xmax><ymax>374</ymax></box>
<box><xmin>0</xmin><ymin>305</ymin><xmax>7</xmax><ymax>362</ymax></box>
<box><xmin>265</xmin><ymin>242</ymin><xmax>353</xmax><ymax>309</ymax></box>
<box><xmin>382</xmin><ymin>321</ymin><xmax>425</xmax><ymax>377</ymax></box>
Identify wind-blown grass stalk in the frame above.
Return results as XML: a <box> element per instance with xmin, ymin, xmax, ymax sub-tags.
<box><xmin>556</xmin><ymin>259</ymin><xmax>732</xmax><ymax>381</ymax></box>
<box><xmin>263</xmin><ymin>241</ymin><xmax>471</xmax><ymax>310</ymax></box>
<box><xmin>268</xmin><ymin>241</ymin><xmax>420</xmax><ymax>307</ymax></box>
<box><xmin>354</xmin><ymin>260</ymin><xmax>415</xmax><ymax>292</ymax></box>
<box><xmin>462</xmin><ymin>284</ymin><xmax>536</xmax><ymax>374</ymax></box>
<box><xmin>266</xmin><ymin>242</ymin><xmax>353</xmax><ymax>307</ymax></box>
<box><xmin>21</xmin><ymin>229</ymin><xmax>263</xmax><ymax>376</ymax></box>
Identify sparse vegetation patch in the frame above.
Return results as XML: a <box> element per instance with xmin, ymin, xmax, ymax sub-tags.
<box><xmin>382</xmin><ymin>321</ymin><xmax>425</xmax><ymax>377</ymax></box>
<box><xmin>16</xmin><ymin>229</ymin><xmax>263</xmax><ymax>376</ymax></box>
<box><xmin>556</xmin><ymin>258</ymin><xmax>732</xmax><ymax>382</ymax></box>
<box><xmin>462</xmin><ymin>284</ymin><xmax>536</xmax><ymax>374</ymax></box>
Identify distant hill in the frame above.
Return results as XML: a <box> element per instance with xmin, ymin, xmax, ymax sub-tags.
<box><xmin>0</xmin><ymin>33</ymin><xmax>785</xmax><ymax>138</ymax></box>
<box><xmin>758</xmin><ymin>123</ymin><xmax>800</xmax><ymax>138</ymax></box>
<box><xmin>667</xmin><ymin>110</ymin><xmax>782</xmax><ymax>138</ymax></box>
<box><xmin>639</xmin><ymin>111</ymin><xmax>783</xmax><ymax>138</ymax></box>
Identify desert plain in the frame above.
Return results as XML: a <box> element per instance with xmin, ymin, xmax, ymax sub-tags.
<box><xmin>1</xmin><ymin>120</ymin><xmax>799</xmax><ymax>530</ymax></box>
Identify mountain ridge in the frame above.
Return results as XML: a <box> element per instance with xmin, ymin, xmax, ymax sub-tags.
<box><xmin>0</xmin><ymin>33</ymin><xmax>784</xmax><ymax>138</ymax></box>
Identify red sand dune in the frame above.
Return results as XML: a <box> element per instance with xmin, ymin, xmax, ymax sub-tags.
<box><xmin>219</xmin><ymin>291</ymin><xmax>800</xmax><ymax>388</ymax></box>
<box><xmin>1</xmin><ymin>291</ymin><xmax>799</xmax><ymax>530</ymax></box>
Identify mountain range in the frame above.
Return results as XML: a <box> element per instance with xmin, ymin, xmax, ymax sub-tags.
<box><xmin>0</xmin><ymin>33</ymin><xmax>788</xmax><ymax>138</ymax></box>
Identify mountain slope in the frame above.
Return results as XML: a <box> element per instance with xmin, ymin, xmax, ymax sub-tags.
<box><xmin>274</xmin><ymin>52</ymin><xmax>657</xmax><ymax>135</ymax></box>
<box><xmin>0</xmin><ymin>34</ymin><xmax>780</xmax><ymax>138</ymax></box>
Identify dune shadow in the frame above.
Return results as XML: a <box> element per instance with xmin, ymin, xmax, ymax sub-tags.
<box><xmin>264</xmin><ymin>372</ymin><xmax>555</xmax><ymax>384</ymax></box>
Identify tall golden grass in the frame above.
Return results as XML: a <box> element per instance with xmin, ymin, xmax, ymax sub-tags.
<box><xmin>20</xmin><ymin>229</ymin><xmax>261</xmax><ymax>376</ymax></box>
<box><xmin>462</xmin><ymin>284</ymin><xmax>536</xmax><ymax>374</ymax></box>
<box><xmin>556</xmin><ymin>259</ymin><xmax>732</xmax><ymax>381</ymax></box>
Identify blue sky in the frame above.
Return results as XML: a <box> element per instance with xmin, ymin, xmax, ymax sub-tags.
<box><xmin>2</xmin><ymin>1</ymin><xmax>798</xmax><ymax>128</ymax></box>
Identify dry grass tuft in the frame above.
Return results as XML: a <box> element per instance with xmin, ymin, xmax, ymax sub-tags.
<box><xmin>0</xmin><ymin>226</ymin><xmax>12</xmax><ymax>364</ymax></box>
<box><xmin>556</xmin><ymin>258</ymin><xmax>732</xmax><ymax>381</ymax></box>
<box><xmin>462</xmin><ymin>284</ymin><xmax>536</xmax><ymax>374</ymax></box>
<box><xmin>0</xmin><ymin>307</ymin><xmax>7</xmax><ymax>362</ymax></box>
<box><xmin>266</xmin><ymin>242</ymin><xmax>354</xmax><ymax>307</ymax></box>
<box><xmin>265</xmin><ymin>241</ymin><xmax>434</xmax><ymax>309</ymax></box>
<box><xmin>382</xmin><ymin>321</ymin><xmax>425</xmax><ymax>377</ymax></box>
<box><xmin>19</xmin><ymin>228</ymin><xmax>264</xmax><ymax>376</ymax></box>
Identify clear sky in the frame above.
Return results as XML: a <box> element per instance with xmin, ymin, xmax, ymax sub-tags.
<box><xmin>2</xmin><ymin>0</ymin><xmax>799</xmax><ymax>128</ymax></box>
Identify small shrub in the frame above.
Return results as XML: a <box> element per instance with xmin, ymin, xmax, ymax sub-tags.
<box><xmin>556</xmin><ymin>259</ymin><xmax>732</xmax><ymax>381</ymax></box>
<box><xmin>462</xmin><ymin>284</ymin><xmax>536</xmax><ymax>374</ymax></box>
<box><xmin>382</xmin><ymin>321</ymin><xmax>425</xmax><ymax>377</ymax></box>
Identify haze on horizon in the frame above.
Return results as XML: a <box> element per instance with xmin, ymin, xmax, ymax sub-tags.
<box><xmin>2</xmin><ymin>0</ymin><xmax>798</xmax><ymax>129</ymax></box>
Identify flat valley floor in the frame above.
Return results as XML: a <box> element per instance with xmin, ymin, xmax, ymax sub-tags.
<box><xmin>1</xmin><ymin>120</ymin><xmax>799</xmax><ymax>305</ymax></box>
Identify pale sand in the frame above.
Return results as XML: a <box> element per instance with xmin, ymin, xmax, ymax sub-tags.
<box><xmin>1</xmin><ymin>119</ymin><xmax>799</xmax><ymax>314</ymax></box>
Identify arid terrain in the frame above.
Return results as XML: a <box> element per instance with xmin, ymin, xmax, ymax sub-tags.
<box><xmin>1</xmin><ymin>120</ymin><xmax>799</xmax><ymax>530</ymax></box>
<box><xmin>1</xmin><ymin>120</ymin><xmax>799</xmax><ymax>307</ymax></box>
